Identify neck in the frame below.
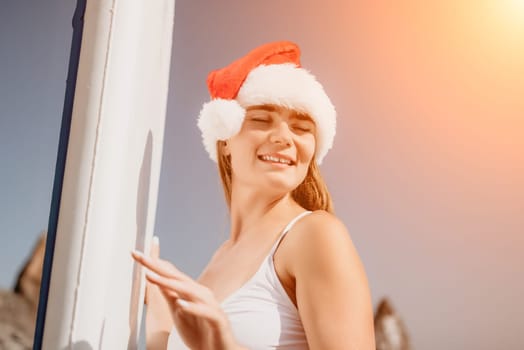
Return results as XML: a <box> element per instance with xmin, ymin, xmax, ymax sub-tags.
<box><xmin>227</xmin><ymin>185</ymin><xmax>303</xmax><ymax>243</ymax></box>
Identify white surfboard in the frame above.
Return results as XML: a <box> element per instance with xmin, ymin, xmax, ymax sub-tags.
<box><xmin>37</xmin><ymin>0</ymin><xmax>176</xmax><ymax>348</ymax></box>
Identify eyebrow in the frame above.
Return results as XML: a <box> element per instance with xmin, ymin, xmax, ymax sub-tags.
<box><xmin>246</xmin><ymin>105</ymin><xmax>278</xmax><ymax>112</ymax></box>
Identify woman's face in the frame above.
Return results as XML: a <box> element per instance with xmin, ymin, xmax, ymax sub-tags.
<box><xmin>224</xmin><ymin>104</ymin><xmax>316</xmax><ymax>194</ymax></box>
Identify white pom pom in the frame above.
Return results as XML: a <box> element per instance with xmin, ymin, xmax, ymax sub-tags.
<box><xmin>197</xmin><ymin>99</ymin><xmax>246</xmax><ymax>162</ymax></box>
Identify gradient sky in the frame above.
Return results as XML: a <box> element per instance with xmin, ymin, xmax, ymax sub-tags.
<box><xmin>1</xmin><ymin>1</ymin><xmax>523</xmax><ymax>349</ymax></box>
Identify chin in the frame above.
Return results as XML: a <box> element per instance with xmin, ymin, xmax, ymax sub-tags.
<box><xmin>260</xmin><ymin>176</ymin><xmax>300</xmax><ymax>195</ymax></box>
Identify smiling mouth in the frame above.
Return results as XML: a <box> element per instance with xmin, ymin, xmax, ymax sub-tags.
<box><xmin>258</xmin><ymin>155</ymin><xmax>295</xmax><ymax>166</ymax></box>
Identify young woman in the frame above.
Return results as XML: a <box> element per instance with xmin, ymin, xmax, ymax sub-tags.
<box><xmin>132</xmin><ymin>41</ymin><xmax>375</xmax><ymax>349</ymax></box>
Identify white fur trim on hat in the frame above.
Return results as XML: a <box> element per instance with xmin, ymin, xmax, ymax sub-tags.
<box><xmin>197</xmin><ymin>63</ymin><xmax>336</xmax><ymax>164</ymax></box>
<box><xmin>197</xmin><ymin>99</ymin><xmax>246</xmax><ymax>162</ymax></box>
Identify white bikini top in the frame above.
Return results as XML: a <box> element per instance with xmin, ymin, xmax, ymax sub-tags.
<box><xmin>167</xmin><ymin>211</ymin><xmax>312</xmax><ymax>350</ymax></box>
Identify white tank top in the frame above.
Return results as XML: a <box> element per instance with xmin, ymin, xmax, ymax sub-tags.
<box><xmin>167</xmin><ymin>211</ymin><xmax>312</xmax><ymax>350</ymax></box>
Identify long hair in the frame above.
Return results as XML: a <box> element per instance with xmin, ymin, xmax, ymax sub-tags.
<box><xmin>216</xmin><ymin>140</ymin><xmax>334</xmax><ymax>213</ymax></box>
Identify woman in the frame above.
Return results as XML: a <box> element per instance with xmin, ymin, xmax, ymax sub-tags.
<box><xmin>132</xmin><ymin>41</ymin><xmax>375</xmax><ymax>349</ymax></box>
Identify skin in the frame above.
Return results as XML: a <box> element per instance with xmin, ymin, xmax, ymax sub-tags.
<box><xmin>132</xmin><ymin>105</ymin><xmax>376</xmax><ymax>349</ymax></box>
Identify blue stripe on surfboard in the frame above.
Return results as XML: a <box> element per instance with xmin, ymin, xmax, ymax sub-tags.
<box><xmin>33</xmin><ymin>0</ymin><xmax>87</xmax><ymax>349</ymax></box>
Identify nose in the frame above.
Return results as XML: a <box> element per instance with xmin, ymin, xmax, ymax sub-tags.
<box><xmin>269</xmin><ymin>121</ymin><xmax>292</xmax><ymax>146</ymax></box>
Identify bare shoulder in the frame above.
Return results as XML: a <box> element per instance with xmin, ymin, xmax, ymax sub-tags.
<box><xmin>288</xmin><ymin>210</ymin><xmax>353</xmax><ymax>253</ymax></box>
<box><xmin>286</xmin><ymin>210</ymin><xmax>363</xmax><ymax>277</ymax></box>
<box><xmin>300</xmin><ymin>210</ymin><xmax>348</xmax><ymax>233</ymax></box>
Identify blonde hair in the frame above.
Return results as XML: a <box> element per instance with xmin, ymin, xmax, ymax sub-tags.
<box><xmin>216</xmin><ymin>140</ymin><xmax>334</xmax><ymax>213</ymax></box>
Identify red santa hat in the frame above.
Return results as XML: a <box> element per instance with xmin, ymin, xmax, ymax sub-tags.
<box><xmin>197</xmin><ymin>41</ymin><xmax>336</xmax><ymax>164</ymax></box>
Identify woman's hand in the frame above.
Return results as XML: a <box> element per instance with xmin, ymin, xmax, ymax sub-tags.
<box><xmin>131</xmin><ymin>248</ymin><xmax>243</xmax><ymax>350</ymax></box>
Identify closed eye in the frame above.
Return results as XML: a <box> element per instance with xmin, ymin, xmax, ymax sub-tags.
<box><xmin>292</xmin><ymin>124</ymin><xmax>313</xmax><ymax>133</ymax></box>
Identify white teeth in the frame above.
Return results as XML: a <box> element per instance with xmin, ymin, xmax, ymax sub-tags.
<box><xmin>260</xmin><ymin>155</ymin><xmax>292</xmax><ymax>165</ymax></box>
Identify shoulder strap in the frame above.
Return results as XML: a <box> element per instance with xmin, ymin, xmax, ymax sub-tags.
<box><xmin>282</xmin><ymin>211</ymin><xmax>312</xmax><ymax>234</ymax></box>
<box><xmin>271</xmin><ymin>211</ymin><xmax>312</xmax><ymax>254</ymax></box>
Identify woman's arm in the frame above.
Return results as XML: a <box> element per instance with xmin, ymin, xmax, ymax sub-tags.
<box><xmin>146</xmin><ymin>330</ymin><xmax>170</xmax><ymax>350</ymax></box>
<box><xmin>145</xmin><ymin>296</ymin><xmax>172</xmax><ymax>350</ymax></box>
<box><xmin>290</xmin><ymin>211</ymin><xmax>375</xmax><ymax>350</ymax></box>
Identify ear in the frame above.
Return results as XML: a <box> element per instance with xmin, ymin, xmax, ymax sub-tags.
<box><xmin>221</xmin><ymin>140</ymin><xmax>231</xmax><ymax>157</ymax></box>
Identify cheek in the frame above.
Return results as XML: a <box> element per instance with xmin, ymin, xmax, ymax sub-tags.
<box><xmin>298</xmin><ymin>135</ymin><xmax>316</xmax><ymax>162</ymax></box>
<box><xmin>228</xmin><ymin>139</ymin><xmax>257</xmax><ymax>174</ymax></box>
<box><xmin>229</xmin><ymin>148</ymin><xmax>248</xmax><ymax>174</ymax></box>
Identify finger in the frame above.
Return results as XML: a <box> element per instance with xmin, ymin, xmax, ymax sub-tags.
<box><xmin>144</xmin><ymin>276</ymin><xmax>163</xmax><ymax>305</ymax></box>
<box><xmin>150</xmin><ymin>235</ymin><xmax>160</xmax><ymax>259</ymax></box>
<box><xmin>137</xmin><ymin>237</ymin><xmax>159</xmax><ymax>305</ymax></box>
<box><xmin>131</xmin><ymin>250</ymin><xmax>191</xmax><ymax>282</ymax></box>
<box><xmin>153</xmin><ymin>280</ymin><xmax>182</xmax><ymax>305</ymax></box>
<box><xmin>175</xmin><ymin>299</ymin><xmax>223</xmax><ymax>327</ymax></box>
<box><xmin>144</xmin><ymin>237</ymin><xmax>157</xmax><ymax>304</ymax></box>
<box><xmin>145</xmin><ymin>270</ymin><xmax>203</xmax><ymax>302</ymax></box>
<box><xmin>176</xmin><ymin>299</ymin><xmax>214</xmax><ymax>319</ymax></box>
